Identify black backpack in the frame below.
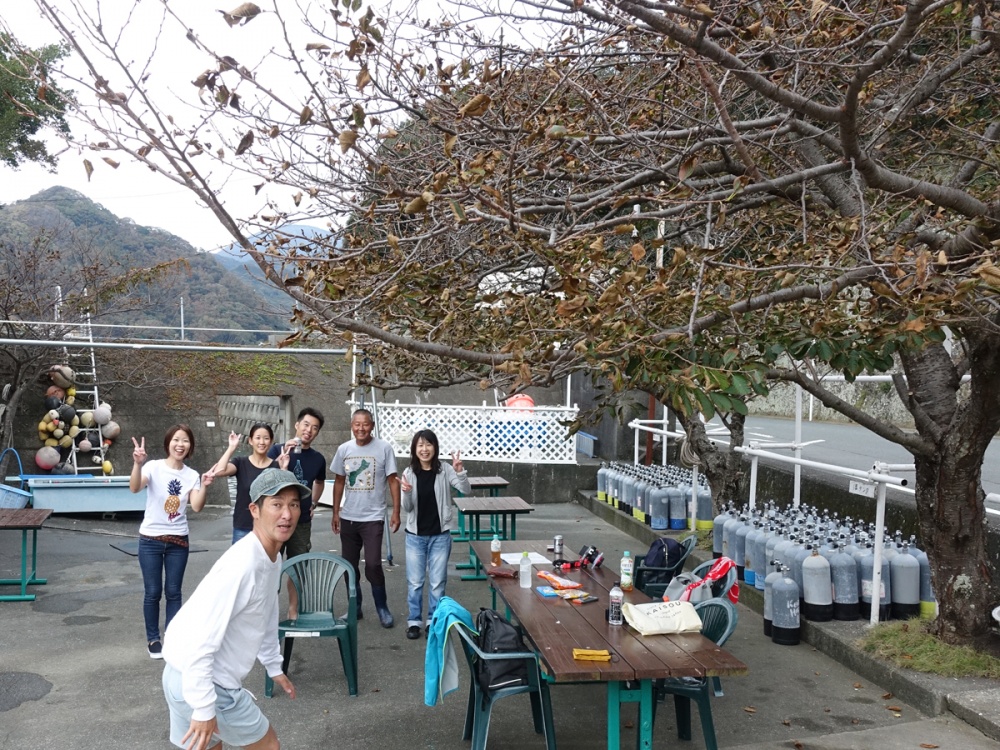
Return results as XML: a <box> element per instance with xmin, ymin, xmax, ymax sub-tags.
<box><xmin>475</xmin><ymin>608</ymin><xmax>529</xmax><ymax>693</ymax></box>
<box><xmin>641</xmin><ymin>537</ymin><xmax>683</xmax><ymax>585</ymax></box>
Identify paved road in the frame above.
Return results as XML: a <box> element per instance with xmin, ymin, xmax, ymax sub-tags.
<box><xmin>2</xmin><ymin>502</ymin><xmax>998</xmax><ymax>749</ymax></box>
<box><xmin>735</xmin><ymin>415</ymin><xmax>1000</xmax><ymax>510</ymax></box>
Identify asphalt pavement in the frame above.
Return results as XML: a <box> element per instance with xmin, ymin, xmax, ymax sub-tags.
<box><xmin>3</xmin><ymin>498</ymin><xmax>999</xmax><ymax>750</ymax></box>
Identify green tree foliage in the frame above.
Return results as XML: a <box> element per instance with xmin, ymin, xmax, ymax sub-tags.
<box><xmin>0</xmin><ymin>31</ymin><xmax>69</xmax><ymax>169</ymax></box>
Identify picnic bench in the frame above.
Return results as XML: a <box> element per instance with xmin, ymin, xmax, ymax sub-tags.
<box><xmin>454</xmin><ymin>496</ymin><xmax>533</xmax><ymax>581</ymax></box>
<box><xmin>471</xmin><ymin>539</ymin><xmax>748</xmax><ymax>749</ymax></box>
<box><xmin>452</xmin><ymin>476</ymin><xmax>510</xmax><ymax>542</ymax></box>
<box><xmin>0</xmin><ymin>508</ymin><xmax>53</xmax><ymax>602</ymax></box>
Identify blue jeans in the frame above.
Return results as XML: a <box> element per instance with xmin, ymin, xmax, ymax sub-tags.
<box><xmin>138</xmin><ymin>536</ymin><xmax>189</xmax><ymax>643</ymax></box>
<box><xmin>232</xmin><ymin>527</ymin><xmax>252</xmax><ymax>545</ymax></box>
<box><xmin>405</xmin><ymin>532</ymin><xmax>452</xmax><ymax>627</ymax></box>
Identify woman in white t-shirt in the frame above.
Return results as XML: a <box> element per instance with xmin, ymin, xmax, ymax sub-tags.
<box><xmin>129</xmin><ymin>424</ymin><xmax>214</xmax><ymax>659</ymax></box>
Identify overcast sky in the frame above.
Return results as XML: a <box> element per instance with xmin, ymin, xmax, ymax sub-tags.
<box><xmin>0</xmin><ymin>0</ymin><xmax>536</xmax><ymax>252</ymax></box>
<box><xmin>0</xmin><ymin>3</ymin><xmax>271</xmax><ymax>251</ymax></box>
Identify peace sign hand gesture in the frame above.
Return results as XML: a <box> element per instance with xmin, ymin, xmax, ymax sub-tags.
<box><xmin>132</xmin><ymin>436</ymin><xmax>147</xmax><ymax>465</ymax></box>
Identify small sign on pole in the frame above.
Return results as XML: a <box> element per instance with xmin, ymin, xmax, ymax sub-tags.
<box><xmin>849</xmin><ymin>479</ymin><xmax>876</xmax><ymax>498</ymax></box>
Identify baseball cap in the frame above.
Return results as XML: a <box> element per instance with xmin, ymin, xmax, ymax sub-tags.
<box><xmin>250</xmin><ymin>468</ymin><xmax>310</xmax><ymax>504</ymax></box>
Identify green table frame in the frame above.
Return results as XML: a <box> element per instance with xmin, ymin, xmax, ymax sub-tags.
<box><xmin>0</xmin><ymin>508</ymin><xmax>52</xmax><ymax>602</ymax></box>
<box><xmin>452</xmin><ymin>476</ymin><xmax>509</xmax><ymax>542</ymax></box>
<box><xmin>453</xmin><ymin>496</ymin><xmax>533</xmax><ymax>581</ymax></box>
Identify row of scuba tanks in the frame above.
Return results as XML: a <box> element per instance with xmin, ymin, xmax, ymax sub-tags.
<box><xmin>596</xmin><ymin>461</ymin><xmax>713</xmax><ymax>529</ymax></box>
<box><xmin>595</xmin><ymin>463</ymin><xmax>935</xmax><ymax>647</ymax></box>
<box><xmin>715</xmin><ymin>502</ymin><xmax>935</xmax><ymax>646</ymax></box>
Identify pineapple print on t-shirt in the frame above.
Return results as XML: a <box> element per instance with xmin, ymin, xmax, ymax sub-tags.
<box><xmin>164</xmin><ymin>478</ymin><xmax>183</xmax><ymax>520</ymax></box>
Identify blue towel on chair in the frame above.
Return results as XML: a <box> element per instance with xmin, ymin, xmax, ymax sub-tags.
<box><xmin>424</xmin><ymin>596</ymin><xmax>475</xmax><ymax>706</ymax></box>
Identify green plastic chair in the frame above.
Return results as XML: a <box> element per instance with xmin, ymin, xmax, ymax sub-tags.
<box><xmin>453</xmin><ymin>623</ymin><xmax>556</xmax><ymax>750</ymax></box>
<box><xmin>689</xmin><ymin>560</ymin><xmax>738</xmax><ymax>604</ymax></box>
<box><xmin>653</xmin><ymin>598</ymin><xmax>739</xmax><ymax>750</ymax></box>
<box><xmin>265</xmin><ymin>552</ymin><xmax>358</xmax><ymax>698</ymax></box>
<box><xmin>634</xmin><ymin>534</ymin><xmax>698</xmax><ymax>599</ymax></box>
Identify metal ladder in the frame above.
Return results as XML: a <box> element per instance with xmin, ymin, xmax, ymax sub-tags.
<box><xmin>61</xmin><ymin>306</ymin><xmax>108</xmax><ymax>474</ymax></box>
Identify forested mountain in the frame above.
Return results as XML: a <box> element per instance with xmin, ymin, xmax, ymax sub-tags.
<box><xmin>0</xmin><ymin>186</ymin><xmax>294</xmax><ymax>343</ymax></box>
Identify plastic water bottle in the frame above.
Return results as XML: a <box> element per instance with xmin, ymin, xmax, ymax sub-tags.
<box><xmin>519</xmin><ymin>551</ymin><xmax>532</xmax><ymax>588</ymax></box>
<box><xmin>609</xmin><ymin>581</ymin><xmax>624</xmax><ymax>626</ymax></box>
<box><xmin>620</xmin><ymin>550</ymin><xmax>634</xmax><ymax>592</ymax></box>
<box><xmin>490</xmin><ymin>534</ymin><xmax>502</xmax><ymax>567</ymax></box>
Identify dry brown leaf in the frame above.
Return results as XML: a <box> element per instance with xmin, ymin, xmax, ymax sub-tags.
<box><xmin>882</xmin><ymin>692</ymin><xmax>893</xmax><ymax>699</ymax></box>
<box><xmin>102</xmin><ymin>157</ymin><xmax>119</xmax><ymax>169</ymax></box>
<box><xmin>403</xmin><ymin>195</ymin><xmax>427</xmax><ymax>214</ymax></box>
<box><xmin>781</xmin><ymin>719</ymin><xmax>791</xmax><ymax>726</ymax></box>
<box><xmin>357</xmin><ymin>68</ymin><xmax>372</xmax><ymax>92</ymax></box>
<box><xmin>339</xmin><ymin>130</ymin><xmax>358</xmax><ymax>153</ymax></box>
<box><xmin>886</xmin><ymin>705</ymin><xmax>902</xmax><ymax>712</ymax></box>
<box><xmin>299</xmin><ymin>105</ymin><xmax>313</xmax><ymax>125</ymax></box>
<box><xmin>743</xmin><ymin>706</ymin><xmax>756</xmax><ymax>714</ymax></box>
<box><xmin>83</xmin><ymin>159</ymin><xmax>94</xmax><ymax>182</ymax></box>
<box><xmin>853</xmin><ymin>682</ymin><xmax>863</xmax><ymax>689</ymax></box>
<box><xmin>630</xmin><ymin>243</ymin><xmax>645</xmax><ymax>262</ymax></box>
<box><xmin>919</xmin><ymin>744</ymin><xmax>940</xmax><ymax>749</ymax></box>
<box><xmin>458</xmin><ymin>93</ymin><xmax>491</xmax><ymax>118</ymax></box>
<box><xmin>219</xmin><ymin>2</ymin><xmax>262</xmax><ymax>27</ymax></box>
<box><xmin>444</xmin><ymin>134</ymin><xmax>457</xmax><ymax>158</ymax></box>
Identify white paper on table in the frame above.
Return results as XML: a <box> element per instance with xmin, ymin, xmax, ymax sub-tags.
<box><xmin>500</xmin><ymin>552</ymin><xmax>550</xmax><ymax>565</ymax></box>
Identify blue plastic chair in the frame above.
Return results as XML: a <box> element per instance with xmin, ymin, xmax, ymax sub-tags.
<box><xmin>453</xmin><ymin>623</ymin><xmax>556</xmax><ymax>749</ymax></box>
<box><xmin>653</xmin><ymin>598</ymin><xmax>739</xmax><ymax>750</ymax></box>
<box><xmin>265</xmin><ymin>552</ymin><xmax>358</xmax><ymax>697</ymax></box>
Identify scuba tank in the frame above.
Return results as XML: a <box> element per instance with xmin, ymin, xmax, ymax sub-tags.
<box><xmin>890</xmin><ymin>542</ymin><xmax>921</xmax><ymax>620</ymax></box>
<box><xmin>696</xmin><ymin>486</ymin><xmax>714</xmax><ymax>531</ymax></box>
<box><xmin>743</xmin><ymin>520</ymin><xmax>761</xmax><ymax>586</ymax></box>
<box><xmin>734</xmin><ymin>515</ymin><xmax>751</xmax><ymax>582</ymax></box>
<box><xmin>830</xmin><ymin>543</ymin><xmax>859</xmax><ymax>621</ymax></box>
<box><xmin>802</xmin><ymin>547</ymin><xmax>833</xmax><ymax>622</ymax></box>
<box><xmin>712</xmin><ymin>506</ymin><xmax>730</xmax><ymax>559</ymax></box>
<box><xmin>763</xmin><ymin>560</ymin><xmax>784</xmax><ymax>637</ymax></box>
<box><xmin>596</xmin><ymin>463</ymin><xmax>609</xmax><ymax>503</ymax></box>
<box><xmin>771</xmin><ymin>565</ymin><xmax>801</xmax><ymax>646</ymax></box>
<box><xmin>649</xmin><ymin>485</ymin><xmax>670</xmax><ymax>531</ymax></box>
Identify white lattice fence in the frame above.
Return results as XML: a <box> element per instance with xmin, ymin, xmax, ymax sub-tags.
<box><xmin>375</xmin><ymin>402</ymin><xmax>579</xmax><ymax>464</ymax></box>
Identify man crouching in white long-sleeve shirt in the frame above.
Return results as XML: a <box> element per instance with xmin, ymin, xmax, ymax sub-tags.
<box><xmin>161</xmin><ymin>468</ymin><xmax>307</xmax><ymax>750</ymax></box>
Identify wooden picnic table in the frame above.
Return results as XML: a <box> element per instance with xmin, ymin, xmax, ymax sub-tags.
<box><xmin>471</xmin><ymin>539</ymin><xmax>748</xmax><ymax>750</ymax></box>
<box><xmin>452</xmin><ymin>476</ymin><xmax>511</xmax><ymax>542</ymax></box>
<box><xmin>453</xmin><ymin>496</ymin><xmax>533</xmax><ymax>581</ymax></box>
<box><xmin>0</xmin><ymin>508</ymin><xmax>52</xmax><ymax>602</ymax></box>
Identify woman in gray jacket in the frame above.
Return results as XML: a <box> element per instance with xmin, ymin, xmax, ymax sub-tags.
<box><xmin>400</xmin><ymin>429</ymin><xmax>471</xmax><ymax>640</ymax></box>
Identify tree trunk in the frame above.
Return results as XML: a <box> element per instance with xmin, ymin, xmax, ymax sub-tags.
<box><xmin>674</xmin><ymin>409</ymin><xmax>746</xmax><ymax>515</ymax></box>
<box><xmin>904</xmin><ymin>335</ymin><xmax>1000</xmax><ymax>644</ymax></box>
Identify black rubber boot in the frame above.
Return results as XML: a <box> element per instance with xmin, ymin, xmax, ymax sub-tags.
<box><xmin>372</xmin><ymin>585</ymin><xmax>394</xmax><ymax>628</ymax></box>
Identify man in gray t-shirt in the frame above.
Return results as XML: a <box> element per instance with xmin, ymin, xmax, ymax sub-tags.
<box><xmin>331</xmin><ymin>408</ymin><xmax>400</xmax><ymax>628</ymax></box>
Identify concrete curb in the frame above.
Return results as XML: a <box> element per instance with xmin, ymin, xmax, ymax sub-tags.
<box><xmin>576</xmin><ymin>490</ymin><xmax>1000</xmax><ymax>741</ymax></box>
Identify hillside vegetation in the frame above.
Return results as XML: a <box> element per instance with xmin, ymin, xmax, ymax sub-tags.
<box><xmin>0</xmin><ymin>186</ymin><xmax>292</xmax><ymax>342</ymax></box>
